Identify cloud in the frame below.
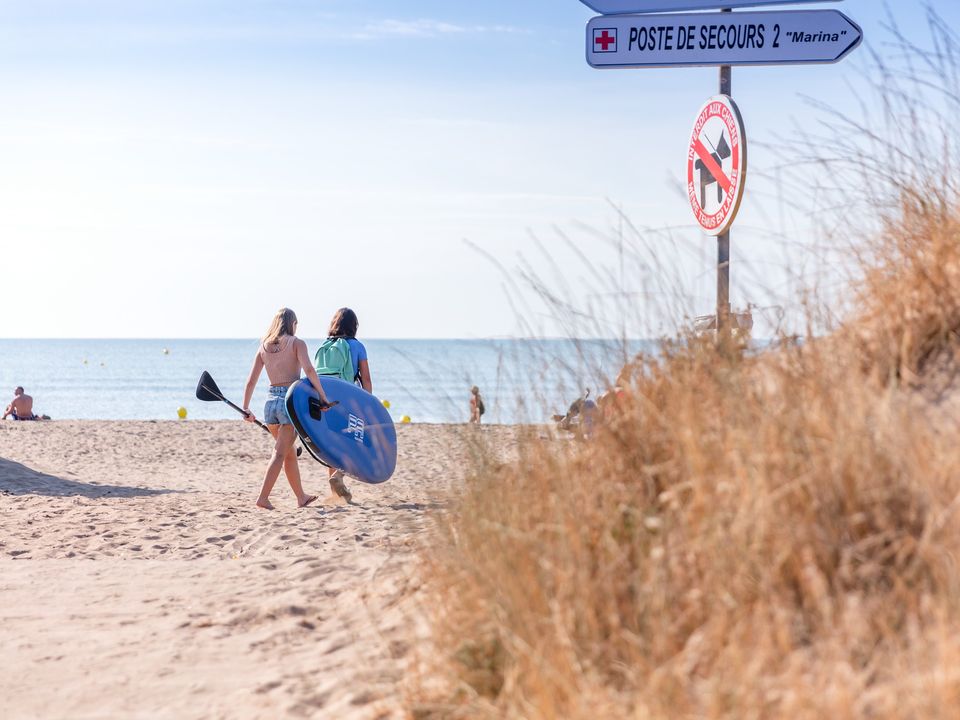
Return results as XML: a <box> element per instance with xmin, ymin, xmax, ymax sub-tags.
<box><xmin>353</xmin><ymin>19</ymin><xmax>525</xmax><ymax>40</ymax></box>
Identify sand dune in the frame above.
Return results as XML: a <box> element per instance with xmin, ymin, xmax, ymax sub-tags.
<box><xmin>0</xmin><ymin>420</ymin><xmax>515</xmax><ymax>719</ymax></box>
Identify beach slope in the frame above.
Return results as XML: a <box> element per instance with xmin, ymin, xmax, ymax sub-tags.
<box><xmin>0</xmin><ymin>420</ymin><xmax>501</xmax><ymax>719</ymax></box>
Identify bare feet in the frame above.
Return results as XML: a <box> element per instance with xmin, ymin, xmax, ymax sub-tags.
<box><xmin>298</xmin><ymin>495</ymin><xmax>318</xmax><ymax>508</ymax></box>
<box><xmin>329</xmin><ymin>470</ymin><xmax>352</xmax><ymax>503</ymax></box>
<box><xmin>256</xmin><ymin>499</ymin><xmax>275</xmax><ymax>510</ymax></box>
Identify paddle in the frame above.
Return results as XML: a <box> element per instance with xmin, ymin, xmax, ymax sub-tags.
<box><xmin>195</xmin><ymin>370</ymin><xmax>303</xmax><ymax>456</ymax></box>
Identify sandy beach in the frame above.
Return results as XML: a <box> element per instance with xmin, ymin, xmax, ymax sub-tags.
<box><xmin>0</xmin><ymin>420</ymin><xmax>514</xmax><ymax>719</ymax></box>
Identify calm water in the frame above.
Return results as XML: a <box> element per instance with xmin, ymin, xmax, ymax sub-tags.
<box><xmin>0</xmin><ymin>339</ymin><xmax>650</xmax><ymax>423</ymax></box>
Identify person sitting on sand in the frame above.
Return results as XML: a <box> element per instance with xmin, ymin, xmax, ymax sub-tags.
<box><xmin>2</xmin><ymin>387</ymin><xmax>50</xmax><ymax>421</ymax></box>
<box><xmin>315</xmin><ymin>307</ymin><xmax>372</xmax><ymax>503</ymax></box>
<box><xmin>552</xmin><ymin>389</ymin><xmax>597</xmax><ymax>438</ymax></box>
<box><xmin>469</xmin><ymin>386</ymin><xmax>484</xmax><ymax>424</ymax></box>
<box><xmin>242</xmin><ymin>307</ymin><xmax>334</xmax><ymax>510</ymax></box>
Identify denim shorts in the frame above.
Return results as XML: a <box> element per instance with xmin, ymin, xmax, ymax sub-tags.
<box><xmin>263</xmin><ymin>385</ymin><xmax>291</xmax><ymax>425</ymax></box>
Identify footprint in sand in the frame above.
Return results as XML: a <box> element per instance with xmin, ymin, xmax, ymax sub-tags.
<box><xmin>256</xmin><ymin>680</ymin><xmax>283</xmax><ymax>694</ymax></box>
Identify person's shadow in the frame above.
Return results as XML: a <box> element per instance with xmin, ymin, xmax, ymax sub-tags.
<box><xmin>0</xmin><ymin>457</ymin><xmax>177</xmax><ymax>498</ymax></box>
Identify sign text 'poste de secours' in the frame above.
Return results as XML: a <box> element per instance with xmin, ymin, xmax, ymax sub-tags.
<box><xmin>580</xmin><ymin>0</ymin><xmax>836</xmax><ymax>15</ymax></box>
<box><xmin>587</xmin><ymin>10</ymin><xmax>862</xmax><ymax>69</ymax></box>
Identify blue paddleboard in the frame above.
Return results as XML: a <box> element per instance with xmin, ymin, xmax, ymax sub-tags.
<box><xmin>285</xmin><ymin>377</ymin><xmax>397</xmax><ymax>484</ymax></box>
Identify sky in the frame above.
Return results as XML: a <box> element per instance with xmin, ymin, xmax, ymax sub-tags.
<box><xmin>2</xmin><ymin>0</ymin><xmax>957</xmax><ymax>339</ymax></box>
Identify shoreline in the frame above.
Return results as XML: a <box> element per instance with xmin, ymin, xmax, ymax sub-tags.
<box><xmin>0</xmin><ymin>418</ymin><xmax>539</xmax><ymax>432</ymax></box>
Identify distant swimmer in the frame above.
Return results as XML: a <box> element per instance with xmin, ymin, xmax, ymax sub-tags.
<box><xmin>2</xmin><ymin>387</ymin><xmax>50</xmax><ymax>421</ymax></box>
<box><xmin>469</xmin><ymin>386</ymin><xmax>485</xmax><ymax>424</ymax></box>
<box><xmin>242</xmin><ymin>308</ymin><xmax>334</xmax><ymax>510</ymax></box>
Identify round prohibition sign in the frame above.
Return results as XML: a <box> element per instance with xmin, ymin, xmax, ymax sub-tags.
<box><xmin>686</xmin><ymin>95</ymin><xmax>747</xmax><ymax>236</ymax></box>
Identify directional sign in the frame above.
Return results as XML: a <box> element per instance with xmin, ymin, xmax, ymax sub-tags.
<box><xmin>587</xmin><ymin>10</ymin><xmax>862</xmax><ymax>68</ymax></box>
<box><xmin>687</xmin><ymin>95</ymin><xmax>746</xmax><ymax>235</ymax></box>
<box><xmin>581</xmin><ymin>0</ymin><xmax>836</xmax><ymax>15</ymax></box>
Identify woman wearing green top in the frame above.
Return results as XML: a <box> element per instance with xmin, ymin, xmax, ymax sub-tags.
<box><xmin>317</xmin><ymin>307</ymin><xmax>372</xmax><ymax>503</ymax></box>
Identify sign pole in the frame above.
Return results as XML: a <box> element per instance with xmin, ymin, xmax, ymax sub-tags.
<box><xmin>717</xmin><ymin>8</ymin><xmax>732</xmax><ymax>334</ymax></box>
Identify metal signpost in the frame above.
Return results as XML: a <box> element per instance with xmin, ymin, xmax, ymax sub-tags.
<box><xmin>580</xmin><ymin>0</ymin><xmax>862</xmax><ymax>334</ymax></box>
<box><xmin>717</xmin><ymin>9</ymin><xmax>734</xmax><ymax>330</ymax></box>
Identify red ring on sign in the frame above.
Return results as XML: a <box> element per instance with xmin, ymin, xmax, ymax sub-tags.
<box><xmin>686</xmin><ymin>95</ymin><xmax>747</xmax><ymax>236</ymax></box>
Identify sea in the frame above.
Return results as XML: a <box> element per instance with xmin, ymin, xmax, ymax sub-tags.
<box><xmin>0</xmin><ymin>339</ymin><xmax>651</xmax><ymax>424</ymax></box>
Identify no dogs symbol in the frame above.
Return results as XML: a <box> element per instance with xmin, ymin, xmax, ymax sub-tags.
<box><xmin>686</xmin><ymin>95</ymin><xmax>747</xmax><ymax>236</ymax></box>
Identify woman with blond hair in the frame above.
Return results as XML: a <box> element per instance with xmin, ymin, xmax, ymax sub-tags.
<box><xmin>242</xmin><ymin>307</ymin><xmax>333</xmax><ymax>510</ymax></box>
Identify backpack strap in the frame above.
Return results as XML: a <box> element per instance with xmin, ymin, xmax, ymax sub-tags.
<box><xmin>342</xmin><ymin>337</ymin><xmax>362</xmax><ymax>385</ymax></box>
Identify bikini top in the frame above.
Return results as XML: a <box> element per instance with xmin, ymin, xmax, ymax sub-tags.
<box><xmin>260</xmin><ymin>336</ymin><xmax>300</xmax><ymax>386</ymax></box>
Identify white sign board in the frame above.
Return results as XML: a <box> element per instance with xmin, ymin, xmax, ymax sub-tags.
<box><xmin>587</xmin><ymin>10</ymin><xmax>862</xmax><ymax>68</ymax></box>
<box><xmin>581</xmin><ymin>0</ymin><xmax>836</xmax><ymax>14</ymax></box>
<box><xmin>687</xmin><ymin>95</ymin><xmax>746</xmax><ymax>235</ymax></box>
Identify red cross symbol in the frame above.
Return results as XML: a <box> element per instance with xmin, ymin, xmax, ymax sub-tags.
<box><xmin>594</xmin><ymin>30</ymin><xmax>616</xmax><ymax>52</ymax></box>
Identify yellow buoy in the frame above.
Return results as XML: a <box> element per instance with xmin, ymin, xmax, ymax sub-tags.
<box><xmin>382</xmin><ymin>399</ymin><xmax>391</xmax><ymax>409</ymax></box>
<box><xmin>400</xmin><ymin>415</ymin><xmax>411</xmax><ymax>424</ymax></box>
<box><xmin>177</xmin><ymin>407</ymin><xmax>187</xmax><ymax>419</ymax></box>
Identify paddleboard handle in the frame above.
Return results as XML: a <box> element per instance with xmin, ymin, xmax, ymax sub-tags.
<box><xmin>309</xmin><ymin>398</ymin><xmax>339</xmax><ymax>420</ymax></box>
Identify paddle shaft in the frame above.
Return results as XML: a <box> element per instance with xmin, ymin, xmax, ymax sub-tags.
<box><xmin>200</xmin><ymin>381</ymin><xmax>269</xmax><ymax>431</ymax></box>
<box><xmin>198</xmin><ymin>372</ymin><xmax>303</xmax><ymax>457</ymax></box>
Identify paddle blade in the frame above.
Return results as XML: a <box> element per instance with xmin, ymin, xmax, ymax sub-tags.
<box><xmin>196</xmin><ymin>371</ymin><xmax>224</xmax><ymax>402</ymax></box>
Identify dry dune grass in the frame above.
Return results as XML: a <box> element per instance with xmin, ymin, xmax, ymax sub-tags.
<box><xmin>411</xmin><ymin>10</ymin><xmax>960</xmax><ymax>719</ymax></box>
<box><xmin>416</xmin><ymin>311</ymin><xmax>960</xmax><ymax>718</ymax></box>
<box><xmin>847</xmin><ymin>195</ymin><xmax>960</xmax><ymax>385</ymax></box>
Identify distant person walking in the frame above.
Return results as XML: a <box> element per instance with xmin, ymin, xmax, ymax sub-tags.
<box><xmin>314</xmin><ymin>307</ymin><xmax>372</xmax><ymax>503</ymax></box>
<box><xmin>469</xmin><ymin>386</ymin><xmax>484</xmax><ymax>424</ymax></box>
<box><xmin>2</xmin><ymin>387</ymin><xmax>49</xmax><ymax>421</ymax></box>
<box><xmin>242</xmin><ymin>307</ymin><xmax>333</xmax><ymax>510</ymax></box>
